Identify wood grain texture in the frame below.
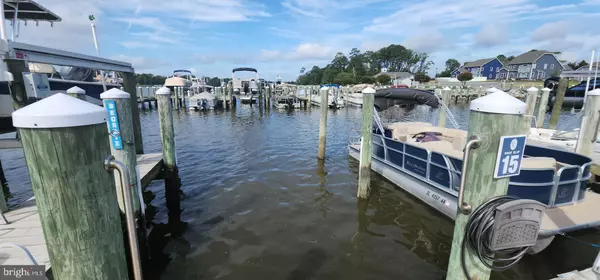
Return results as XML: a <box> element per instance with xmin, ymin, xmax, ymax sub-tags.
<box><xmin>575</xmin><ymin>95</ymin><xmax>600</xmax><ymax>156</ymax></box>
<box><xmin>317</xmin><ymin>89</ymin><xmax>329</xmax><ymax>160</ymax></box>
<box><xmin>524</xmin><ymin>89</ymin><xmax>538</xmax><ymax>132</ymax></box>
<box><xmin>446</xmin><ymin>111</ymin><xmax>523</xmax><ymax>280</ymax></box>
<box><xmin>438</xmin><ymin>88</ymin><xmax>451</xmax><ymax>128</ymax></box>
<box><xmin>19</xmin><ymin>124</ymin><xmax>128</xmax><ymax>280</ymax></box>
<box><xmin>357</xmin><ymin>93</ymin><xmax>374</xmax><ymax>199</ymax></box>
<box><xmin>536</xmin><ymin>89</ymin><xmax>550</xmax><ymax>128</ymax></box>
<box><xmin>122</xmin><ymin>72</ymin><xmax>144</xmax><ymax>154</ymax></box>
<box><xmin>157</xmin><ymin>94</ymin><xmax>177</xmax><ymax>169</ymax></box>
<box><xmin>549</xmin><ymin>78</ymin><xmax>568</xmax><ymax>129</ymax></box>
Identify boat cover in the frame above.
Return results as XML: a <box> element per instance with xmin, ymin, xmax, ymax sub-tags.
<box><xmin>374</xmin><ymin>88</ymin><xmax>439</xmax><ymax>110</ymax></box>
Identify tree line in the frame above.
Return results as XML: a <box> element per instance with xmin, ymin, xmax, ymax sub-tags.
<box><xmin>296</xmin><ymin>44</ymin><xmax>433</xmax><ymax>85</ymax></box>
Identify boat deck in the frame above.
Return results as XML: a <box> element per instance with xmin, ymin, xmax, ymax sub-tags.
<box><xmin>348</xmin><ymin>143</ymin><xmax>600</xmax><ymax>236</ymax></box>
<box><xmin>0</xmin><ymin>153</ymin><xmax>163</xmax><ymax>270</ymax></box>
<box><xmin>528</xmin><ymin>138</ymin><xmax>600</xmax><ymax>177</ymax></box>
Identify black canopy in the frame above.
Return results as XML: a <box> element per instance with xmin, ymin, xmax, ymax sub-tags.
<box><xmin>4</xmin><ymin>0</ymin><xmax>61</xmax><ymax>22</ymax></box>
<box><xmin>232</xmin><ymin>67</ymin><xmax>257</xmax><ymax>73</ymax></box>
<box><xmin>374</xmin><ymin>88</ymin><xmax>439</xmax><ymax>111</ymax></box>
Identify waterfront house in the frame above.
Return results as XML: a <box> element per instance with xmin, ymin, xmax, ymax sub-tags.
<box><xmin>451</xmin><ymin>58</ymin><xmax>503</xmax><ymax>79</ymax></box>
<box><xmin>501</xmin><ymin>50</ymin><xmax>564</xmax><ymax>80</ymax></box>
<box><xmin>374</xmin><ymin>71</ymin><xmax>414</xmax><ymax>86</ymax></box>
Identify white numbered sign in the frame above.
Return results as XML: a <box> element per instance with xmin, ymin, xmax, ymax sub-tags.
<box><xmin>493</xmin><ymin>135</ymin><xmax>527</xmax><ymax>178</ymax></box>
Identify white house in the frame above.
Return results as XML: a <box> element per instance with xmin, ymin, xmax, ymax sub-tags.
<box><xmin>374</xmin><ymin>69</ymin><xmax>414</xmax><ymax>86</ymax></box>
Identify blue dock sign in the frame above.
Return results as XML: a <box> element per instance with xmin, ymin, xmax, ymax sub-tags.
<box><xmin>104</xmin><ymin>100</ymin><xmax>123</xmax><ymax>150</ymax></box>
<box><xmin>494</xmin><ymin>135</ymin><xmax>527</xmax><ymax>178</ymax></box>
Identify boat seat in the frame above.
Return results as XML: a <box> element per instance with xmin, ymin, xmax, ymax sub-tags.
<box><xmin>411</xmin><ymin>140</ymin><xmax>464</xmax><ymax>159</ymax></box>
<box><xmin>521</xmin><ymin>157</ymin><xmax>557</xmax><ymax>170</ymax></box>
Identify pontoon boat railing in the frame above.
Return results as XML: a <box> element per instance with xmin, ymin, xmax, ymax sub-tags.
<box><xmin>436</xmin><ymin>95</ymin><xmax>460</xmax><ymax>129</ymax></box>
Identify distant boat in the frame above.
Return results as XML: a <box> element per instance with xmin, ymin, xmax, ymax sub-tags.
<box><xmin>232</xmin><ymin>67</ymin><xmax>259</xmax><ymax>104</ymax></box>
<box><xmin>188</xmin><ymin>90</ymin><xmax>223</xmax><ymax>110</ymax></box>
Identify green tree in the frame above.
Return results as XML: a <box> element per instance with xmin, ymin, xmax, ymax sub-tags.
<box><xmin>333</xmin><ymin>72</ymin><xmax>355</xmax><ymax>85</ymax></box>
<box><xmin>331</xmin><ymin>52</ymin><xmax>349</xmax><ymax>71</ymax></box>
<box><xmin>438</xmin><ymin>58</ymin><xmax>460</xmax><ymax>77</ymax></box>
<box><xmin>321</xmin><ymin>67</ymin><xmax>339</xmax><ymax>84</ymax></box>
<box><xmin>376</xmin><ymin>74</ymin><xmax>391</xmax><ymax>85</ymax></box>
<box><xmin>414</xmin><ymin>72</ymin><xmax>431</xmax><ymax>83</ymax></box>
<box><xmin>567</xmin><ymin>60</ymin><xmax>588</xmax><ymax>70</ymax></box>
<box><xmin>359</xmin><ymin>76</ymin><xmax>375</xmax><ymax>84</ymax></box>
<box><xmin>457</xmin><ymin>72</ymin><xmax>473</xmax><ymax>86</ymax></box>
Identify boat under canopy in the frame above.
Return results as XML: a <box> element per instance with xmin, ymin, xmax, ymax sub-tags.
<box><xmin>232</xmin><ymin>67</ymin><xmax>257</xmax><ymax>73</ymax></box>
<box><xmin>374</xmin><ymin>88</ymin><xmax>439</xmax><ymax>110</ymax></box>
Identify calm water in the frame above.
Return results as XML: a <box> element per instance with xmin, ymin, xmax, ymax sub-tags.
<box><xmin>1</xmin><ymin>103</ymin><xmax>599</xmax><ymax>280</ymax></box>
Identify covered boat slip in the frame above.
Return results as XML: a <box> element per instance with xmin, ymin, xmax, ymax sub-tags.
<box><xmin>348</xmin><ymin>121</ymin><xmax>600</xmax><ymax>237</ymax></box>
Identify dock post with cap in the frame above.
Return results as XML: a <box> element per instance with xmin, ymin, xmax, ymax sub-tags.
<box><xmin>11</xmin><ymin>93</ymin><xmax>129</xmax><ymax>280</ymax></box>
<box><xmin>549</xmin><ymin>78</ymin><xmax>568</xmax><ymax>129</ymax></box>
<box><xmin>156</xmin><ymin>87</ymin><xmax>177</xmax><ymax>170</ymax></box>
<box><xmin>66</xmin><ymin>86</ymin><xmax>86</xmax><ymax>100</ymax></box>
<box><xmin>523</xmin><ymin>87</ymin><xmax>539</xmax><ymax>132</ymax></box>
<box><xmin>357</xmin><ymin>87</ymin><xmax>375</xmax><ymax>199</ymax></box>
<box><xmin>575</xmin><ymin>89</ymin><xmax>600</xmax><ymax>156</ymax></box>
<box><xmin>438</xmin><ymin>87</ymin><xmax>451</xmax><ymax>127</ymax></box>
<box><xmin>446</xmin><ymin>90</ymin><xmax>526</xmax><ymax>280</ymax></box>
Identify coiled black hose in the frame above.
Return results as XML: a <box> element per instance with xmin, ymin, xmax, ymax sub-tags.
<box><xmin>461</xmin><ymin>196</ymin><xmax>531</xmax><ymax>280</ymax></box>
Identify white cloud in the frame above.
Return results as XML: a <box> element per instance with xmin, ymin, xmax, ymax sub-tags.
<box><xmin>531</xmin><ymin>21</ymin><xmax>569</xmax><ymax>41</ymax></box>
<box><xmin>403</xmin><ymin>29</ymin><xmax>445</xmax><ymax>53</ymax></box>
<box><xmin>475</xmin><ymin>24</ymin><xmax>508</xmax><ymax>47</ymax></box>
<box><xmin>112</xmin><ymin>54</ymin><xmax>170</xmax><ymax>73</ymax></box>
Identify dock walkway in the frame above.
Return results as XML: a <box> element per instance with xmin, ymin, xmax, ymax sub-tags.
<box><xmin>0</xmin><ymin>153</ymin><xmax>162</xmax><ymax>269</ymax></box>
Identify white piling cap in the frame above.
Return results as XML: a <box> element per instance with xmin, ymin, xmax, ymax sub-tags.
<box><xmin>362</xmin><ymin>87</ymin><xmax>376</xmax><ymax>94</ymax></box>
<box><xmin>542</xmin><ymin>87</ymin><xmax>551</xmax><ymax>92</ymax></box>
<box><xmin>66</xmin><ymin>86</ymin><xmax>85</xmax><ymax>94</ymax></box>
<box><xmin>588</xmin><ymin>89</ymin><xmax>600</xmax><ymax>96</ymax></box>
<box><xmin>12</xmin><ymin>93</ymin><xmax>105</xmax><ymax>128</ymax></box>
<box><xmin>443</xmin><ymin>87</ymin><xmax>451</xmax><ymax>90</ymax></box>
<box><xmin>156</xmin><ymin>87</ymin><xmax>171</xmax><ymax>95</ymax></box>
<box><xmin>486</xmin><ymin>87</ymin><xmax>500</xmax><ymax>93</ymax></box>
<box><xmin>527</xmin><ymin>86</ymin><xmax>539</xmax><ymax>92</ymax></box>
<box><xmin>100</xmin><ymin>88</ymin><xmax>130</xmax><ymax>99</ymax></box>
<box><xmin>470</xmin><ymin>90</ymin><xmax>526</xmax><ymax>114</ymax></box>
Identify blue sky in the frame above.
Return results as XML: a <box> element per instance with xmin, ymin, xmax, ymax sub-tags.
<box><xmin>12</xmin><ymin>0</ymin><xmax>600</xmax><ymax>80</ymax></box>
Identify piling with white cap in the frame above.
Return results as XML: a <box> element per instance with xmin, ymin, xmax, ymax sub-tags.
<box><xmin>438</xmin><ymin>87</ymin><xmax>452</xmax><ymax>127</ymax></box>
<box><xmin>446</xmin><ymin>90</ymin><xmax>526</xmax><ymax>280</ymax></box>
<box><xmin>575</xmin><ymin>89</ymin><xmax>600</xmax><ymax>156</ymax></box>
<box><xmin>66</xmin><ymin>86</ymin><xmax>86</xmax><ymax>100</ymax></box>
<box><xmin>523</xmin><ymin>87</ymin><xmax>539</xmax><ymax>132</ymax></box>
<box><xmin>549</xmin><ymin>78</ymin><xmax>568</xmax><ymax>129</ymax></box>
<box><xmin>100</xmin><ymin>88</ymin><xmax>141</xmax><ymax>213</ymax></box>
<box><xmin>12</xmin><ymin>93</ymin><xmax>128</xmax><ymax>280</ymax></box>
<box><xmin>357</xmin><ymin>87</ymin><xmax>376</xmax><ymax>198</ymax></box>
<box><xmin>536</xmin><ymin>88</ymin><xmax>551</xmax><ymax>128</ymax></box>
<box><xmin>317</xmin><ymin>87</ymin><xmax>330</xmax><ymax>160</ymax></box>
<box><xmin>156</xmin><ymin>87</ymin><xmax>176</xmax><ymax>169</ymax></box>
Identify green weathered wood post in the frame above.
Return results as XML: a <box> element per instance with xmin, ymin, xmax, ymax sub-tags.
<box><xmin>438</xmin><ymin>86</ymin><xmax>451</xmax><ymax>128</ymax></box>
<box><xmin>357</xmin><ymin>87</ymin><xmax>375</xmax><ymax>199</ymax></box>
<box><xmin>66</xmin><ymin>86</ymin><xmax>86</xmax><ymax>100</ymax></box>
<box><xmin>228</xmin><ymin>81</ymin><xmax>235</xmax><ymax>109</ymax></box>
<box><xmin>536</xmin><ymin>88</ymin><xmax>551</xmax><ymax>128</ymax></box>
<box><xmin>575</xmin><ymin>89</ymin><xmax>600</xmax><ymax>156</ymax></box>
<box><xmin>12</xmin><ymin>93</ymin><xmax>129</xmax><ymax>280</ymax></box>
<box><xmin>100</xmin><ymin>89</ymin><xmax>142</xmax><ymax>214</ymax></box>
<box><xmin>523</xmin><ymin>87</ymin><xmax>539</xmax><ymax>132</ymax></box>
<box><xmin>156</xmin><ymin>87</ymin><xmax>177</xmax><ymax>170</ymax></box>
<box><xmin>317</xmin><ymin>88</ymin><xmax>329</xmax><ymax>160</ymax></box>
<box><xmin>446</xmin><ymin>90</ymin><xmax>526</xmax><ymax>280</ymax></box>
<box><xmin>548</xmin><ymin>78</ymin><xmax>568</xmax><ymax>129</ymax></box>
<box><xmin>122</xmin><ymin>72</ymin><xmax>144</xmax><ymax>154</ymax></box>
<box><xmin>308</xmin><ymin>86</ymin><xmax>312</xmax><ymax>106</ymax></box>
<box><xmin>220</xmin><ymin>87</ymin><xmax>226</xmax><ymax>109</ymax></box>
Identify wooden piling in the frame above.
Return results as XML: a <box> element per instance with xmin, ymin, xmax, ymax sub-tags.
<box><xmin>523</xmin><ymin>87</ymin><xmax>539</xmax><ymax>132</ymax></box>
<box><xmin>438</xmin><ymin>87</ymin><xmax>451</xmax><ymax>128</ymax></box>
<box><xmin>446</xmin><ymin>91</ymin><xmax>526</xmax><ymax>280</ymax></box>
<box><xmin>575</xmin><ymin>89</ymin><xmax>600</xmax><ymax>156</ymax></box>
<box><xmin>536</xmin><ymin>88</ymin><xmax>551</xmax><ymax>128</ymax></box>
<box><xmin>317</xmin><ymin>88</ymin><xmax>329</xmax><ymax>160</ymax></box>
<box><xmin>137</xmin><ymin>87</ymin><xmax>146</xmax><ymax>110</ymax></box>
<box><xmin>156</xmin><ymin>87</ymin><xmax>177</xmax><ymax>169</ymax></box>
<box><xmin>66</xmin><ymin>86</ymin><xmax>86</xmax><ymax>100</ymax></box>
<box><xmin>357</xmin><ymin>87</ymin><xmax>375</xmax><ymax>199</ymax></box>
<box><xmin>12</xmin><ymin>93</ymin><xmax>129</xmax><ymax>280</ymax></box>
<box><xmin>228</xmin><ymin>81</ymin><xmax>235</xmax><ymax>109</ymax></box>
<box><xmin>100</xmin><ymin>89</ymin><xmax>142</xmax><ymax>214</ymax></box>
<box><xmin>548</xmin><ymin>78</ymin><xmax>568</xmax><ymax>129</ymax></box>
<box><xmin>122</xmin><ymin>72</ymin><xmax>144</xmax><ymax>154</ymax></box>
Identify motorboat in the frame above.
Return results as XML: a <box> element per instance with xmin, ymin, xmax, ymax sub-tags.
<box><xmin>348</xmin><ymin>90</ymin><xmax>600</xmax><ymax>253</ymax></box>
<box><xmin>188</xmin><ymin>90</ymin><xmax>223</xmax><ymax>110</ymax></box>
<box><xmin>232</xmin><ymin>67</ymin><xmax>259</xmax><ymax>104</ymax></box>
<box><xmin>346</xmin><ymin>84</ymin><xmax>373</xmax><ymax>107</ymax></box>
<box><xmin>164</xmin><ymin>69</ymin><xmax>194</xmax><ymax>91</ymax></box>
<box><xmin>311</xmin><ymin>84</ymin><xmax>344</xmax><ymax>109</ymax></box>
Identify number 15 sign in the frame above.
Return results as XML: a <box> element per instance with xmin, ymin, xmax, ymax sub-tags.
<box><xmin>493</xmin><ymin>135</ymin><xmax>527</xmax><ymax>178</ymax></box>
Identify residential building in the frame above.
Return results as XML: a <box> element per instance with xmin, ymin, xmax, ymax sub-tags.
<box><xmin>500</xmin><ymin>50</ymin><xmax>564</xmax><ymax>80</ymax></box>
<box><xmin>374</xmin><ymin>71</ymin><xmax>414</xmax><ymax>86</ymax></box>
<box><xmin>451</xmin><ymin>58</ymin><xmax>503</xmax><ymax>79</ymax></box>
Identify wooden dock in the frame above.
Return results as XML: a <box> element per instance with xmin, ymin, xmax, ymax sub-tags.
<box><xmin>0</xmin><ymin>153</ymin><xmax>162</xmax><ymax>269</ymax></box>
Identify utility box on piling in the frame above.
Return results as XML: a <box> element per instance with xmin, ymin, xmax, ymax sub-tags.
<box><xmin>12</xmin><ymin>93</ymin><xmax>129</xmax><ymax>280</ymax></box>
